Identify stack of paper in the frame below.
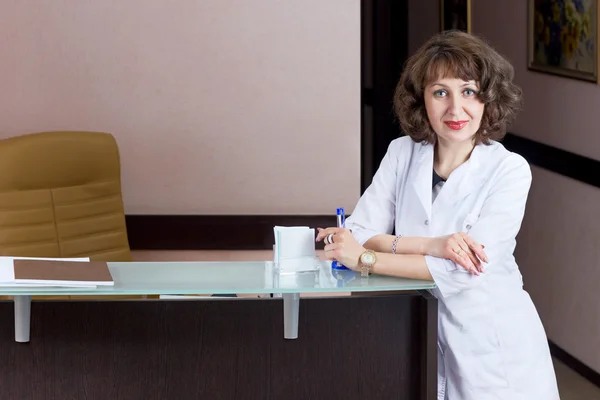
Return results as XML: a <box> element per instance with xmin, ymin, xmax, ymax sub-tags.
<box><xmin>273</xmin><ymin>226</ymin><xmax>319</xmax><ymax>273</ymax></box>
<box><xmin>0</xmin><ymin>256</ymin><xmax>114</xmax><ymax>288</ymax></box>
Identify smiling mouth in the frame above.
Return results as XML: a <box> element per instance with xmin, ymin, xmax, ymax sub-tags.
<box><xmin>444</xmin><ymin>121</ymin><xmax>468</xmax><ymax>130</ymax></box>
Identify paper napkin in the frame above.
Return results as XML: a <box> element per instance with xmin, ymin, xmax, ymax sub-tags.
<box><xmin>273</xmin><ymin>226</ymin><xmax>319</xmax><ymax>273</ymax></box>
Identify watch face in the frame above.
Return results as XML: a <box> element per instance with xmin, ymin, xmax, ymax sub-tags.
<box><xmin>361</xmin><ymin>252</ymin><xmax>375</xmax><ymax>264</ymax></box>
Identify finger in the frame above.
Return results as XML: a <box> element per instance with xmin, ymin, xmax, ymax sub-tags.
<box><xmin>457</xmin><ymin>233</ymin><xmax>486</xmax><ymax>269</ymax></box>
<box><xmin>450</xmin><ymin>236</ymin><xmax>479</xmax><ymax>275</ymax></box>
<box><xmin>455</xmin><ymin>254</ymin><xmax>478</xmax><ymax>275</ymax></box>
<box><xmin>323</xmin><ymin>250</ymin><xmax>336</xmax><ymax>260</ymax></box>
<box><xmin>474</xmin><ymin>246</ymin><xmax>488</xmax><ymax>263</ymax></box>
<box><xmin>315</xmin><ymin>227</ymin><xmax>345</xmax><ymax>242</ymax></box>
<box><xmin>324</xmin><ymin>243</ymin><xmax>340</xmax><ymax>252</ymax></box>
<box><xmin>324</xmin><ymin>233</ymin><xmax>335</xmax><ymax>245</ymax></box>
<box><xmin>457</xmin><ymin>241</ymin><xmax>482</xmax><ymax>272</ymax></box>
<box><xmin>452</xmin><ymin>249</ymin><xmax>479</xmax><ymax>275</ymax></box>
<box><xmin>462</xmin><ymin>235</ymin><xmax>489</xmax><ymax>263</ymax></box>
<box><xmin>324</xmin><ymin>243</ymin><xmax>341</xmax><ymax>261</ymax></box>
<box><xmin>450</xmin><ymin>240</ymin><xmax>476</xmax><ymax>271</ymax></box>
<box><xmin>459</xmin><ymin>232</ymin><xmax>484</xmax><ymax>251</ymax></box>
<box><xmin>315</xmin><ymin>230</ymin><xmax>327</xmax><ymax>241</ymax></box>
<box><xmin>468</xmin><ymin>250</ymin><xmax>483</xmax><ymax>273</ymax></box>
<box><xmin>451</xmin><ymin>248</ymin><xmax>469</xmax><ymax>270</ymax></box>
<box><xmin>315</xmin><ymin>227</ymin><xmax>336</xmax><ymax>241</ymax></box>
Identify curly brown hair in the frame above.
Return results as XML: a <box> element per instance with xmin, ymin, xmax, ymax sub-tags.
<box><xmin>393</xmin><ymin>30</ymin><xmax>523</xmax><ymax>144</ymax></box>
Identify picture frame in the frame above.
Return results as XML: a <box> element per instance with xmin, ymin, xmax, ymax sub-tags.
<box><xmin>440</xmin><ymin>0</ymin><xmax>472</xmax><ymax>33</ymax></box>
<box><xmin>528</xmin><ymin>0</ymin><xmax>599</xmax><ymax>83</ymax></box>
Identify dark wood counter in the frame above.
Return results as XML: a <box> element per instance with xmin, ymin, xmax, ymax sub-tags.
<box><xmin>0</xmin><ymin>292</ymin><xmax>437</xmax><ymax>399</ymax></box>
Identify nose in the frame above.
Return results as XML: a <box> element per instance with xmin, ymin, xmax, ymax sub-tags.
<box><xmin>447</xmin><ymin>93</ymin><xmax>464</xmax><ymax>116</ymax></box>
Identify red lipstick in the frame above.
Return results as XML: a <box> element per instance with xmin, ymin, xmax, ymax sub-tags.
<box><xmin>444</xmin><ymin>120</ymin><xmax>468</xmax><ymax>130</ymax></box>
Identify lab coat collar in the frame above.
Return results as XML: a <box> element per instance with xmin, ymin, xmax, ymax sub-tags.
<box><xmin>411</xmin><ymin>141</ymin><xmax>488</xmax><ymax>217</ymax></box>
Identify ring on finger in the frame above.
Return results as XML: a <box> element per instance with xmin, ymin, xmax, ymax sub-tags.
<box><xmin>326</xmin><ymin>233</ymin><xmax>334</xmax><ymax>245</ymax></box>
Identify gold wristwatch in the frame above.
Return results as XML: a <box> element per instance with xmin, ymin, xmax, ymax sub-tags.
<box><xmin>358</xmin><ymin>250</ymin><xmax>376</xmax><ymax>277</ymax></box>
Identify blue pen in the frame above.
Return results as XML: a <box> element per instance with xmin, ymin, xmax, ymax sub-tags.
<box><xmin>336</xmin><ymin>207</ymin><xmax>345</xmax><ymax>229</ymax></box>
<box><xmin>332</xmin><ymin>207</ymin><xmax>350</xmax><ymax>270</ymax></box>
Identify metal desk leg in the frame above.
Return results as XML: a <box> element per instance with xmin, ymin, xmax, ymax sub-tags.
<box><xmin>14</xmin><ymin>295</ymin><xmax>31</xmax><ymax>343</ymax></box>
<box><xmin>283</xmin><ymin>293</ymin><xmax>299</xmax><ymax>339</ymax></box>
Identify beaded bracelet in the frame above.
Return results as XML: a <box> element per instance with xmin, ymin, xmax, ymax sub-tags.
<box><xmin>391</xmin><ymin>234</ymin><xmax>403</xmax><ymax>255</ymax></box>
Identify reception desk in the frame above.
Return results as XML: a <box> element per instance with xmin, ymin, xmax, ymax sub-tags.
<box><xmin>0</xmin><ymin>260</ymin><xmax>438</xmax><ymax>399</ymax></box>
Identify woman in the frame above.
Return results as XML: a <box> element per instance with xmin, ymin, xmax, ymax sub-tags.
<box><xmin>316</xmin><ymin>31</ymin><xmax>560</xmax><ymax>399</ymax></box>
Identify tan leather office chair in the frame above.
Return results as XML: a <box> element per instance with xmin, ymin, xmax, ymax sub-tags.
<box><xmin>0</xmin><ymin>131</ymin><xmax>133</xmax><ymax>299</ymax></box>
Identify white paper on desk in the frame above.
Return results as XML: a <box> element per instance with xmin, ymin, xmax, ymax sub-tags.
<box><xmin>273</xmin><ymin>226</ymin><xmax>316</xmax><ymax>261</ymax></box>
<box><xmin>273</xmin><ymin>226</ymin><xmax>319</xmax><ymax>273</ymax></box>
<box><xmin>0</xmin><ymin>283</ymin><xmax>97</xmax><ymax>289</ymax></box>
<box><xmin>0</xmin><ymin>258</ymin><xmax>15</xmax><ymax>283</ymax></box>
<box><xmin>0</xmin><ymin>256</ymin><xmax>90</xmax><ymax>285</ymax></box>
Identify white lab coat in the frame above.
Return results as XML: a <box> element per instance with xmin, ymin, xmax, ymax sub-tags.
<box><xmin>346</xmin><ymin>136</ymin><xmax>560</xmax><ymax>400</ymax></box>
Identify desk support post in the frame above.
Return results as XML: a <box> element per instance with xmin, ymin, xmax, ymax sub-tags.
<box><xmin>14</xmin><ymin>295</ymin><xmax>32</xmax><ymax>343</ymax></box>
<box><xmin>282</xmin><ymin>293</ymin><xmax>299</xmax><ymax>339</ymax></box>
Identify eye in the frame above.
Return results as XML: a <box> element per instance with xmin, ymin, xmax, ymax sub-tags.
<box><xmin>463</xmin><ymin>88</ymin><xmax>477</xmax><ymax>96</ymax></box>
<box><xmin>433</xmin><ymin>89</ymin><xmax>447</xmax><ymax>97</ymax></box>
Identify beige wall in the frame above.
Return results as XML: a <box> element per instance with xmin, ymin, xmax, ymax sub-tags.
<box><xmin>0</xmin><ymin>0</ymin><xmax>361</xmax><ymax>215</ymax></box>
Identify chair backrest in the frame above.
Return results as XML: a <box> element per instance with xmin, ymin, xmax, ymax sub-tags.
<box><xmin>0</xmin><ymin>131</ymin><xmax>132</xmax><ymax>261</ymax></box>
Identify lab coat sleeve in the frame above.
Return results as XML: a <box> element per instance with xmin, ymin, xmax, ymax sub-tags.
<box><xmin>425</xmin><ymin>154</ymin><xmax>532</xmax><ymax>298</ymax></box>
<box><xmin>345</xmin><ymin>140</ymin><xmax>402</xmax><ymax>245</ymax></box>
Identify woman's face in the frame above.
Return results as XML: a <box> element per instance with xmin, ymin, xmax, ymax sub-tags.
<box><xmin>424</xmin><ymin>77</ymin><xmax>485</xmax><ymax>145</ymax></box>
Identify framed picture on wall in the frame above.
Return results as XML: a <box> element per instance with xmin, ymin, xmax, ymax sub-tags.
<box><xmin>528</xmin><ymin>0</ymin><xmax>599</xmax><ymax>82</ymax></box>
<box><xmin>441</xmin><ymin>0</ymin><xmax>471</xmax><ymax>33</ymax></box>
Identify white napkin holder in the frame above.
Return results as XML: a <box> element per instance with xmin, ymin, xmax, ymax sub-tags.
<box><xmin>273</xmin><ymin>226</ymin><xmax>320</xmax><ymax>274</ymax></box>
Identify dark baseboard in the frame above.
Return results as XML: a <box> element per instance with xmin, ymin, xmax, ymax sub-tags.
<box><xmin>503</xmin><ymin>133</ymin><xmax>600</xmax><ymax>188</ymax></box>
<box><xmin>549</xmin><ymin>340</ymin><xmax>600</xmax><ymax>388</ymax></box>
<box><xmin>125</xmin><ymin>214</ymin><xmax>336</xmax><ymax>251</ymax></box>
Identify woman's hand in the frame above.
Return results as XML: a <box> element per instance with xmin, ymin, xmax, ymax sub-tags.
<box><xmin>315</xmin><ymin>227</ymin><xmax>365</xmax><ymax>271</ymax></box>
<box><xmin>426</xmin><ymin>233</ymin><xmax>488</xmax><ymax>275</ymax></box>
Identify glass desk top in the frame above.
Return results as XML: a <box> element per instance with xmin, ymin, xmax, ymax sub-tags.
<box><xmin>0</xmin><ymin>260</ymin><xmax>435</xmax><ymax>295</ymax></box>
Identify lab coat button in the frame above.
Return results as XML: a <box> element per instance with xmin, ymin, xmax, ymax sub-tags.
<box><xmin>466</xmin><ymin>224</ymin><xmax>472</xmax><ymax>229</ymax></box>
<box><xmin>424</xmin><ymin>219</ymin><xmax>429</xmax><ymax>225</ymax></box>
